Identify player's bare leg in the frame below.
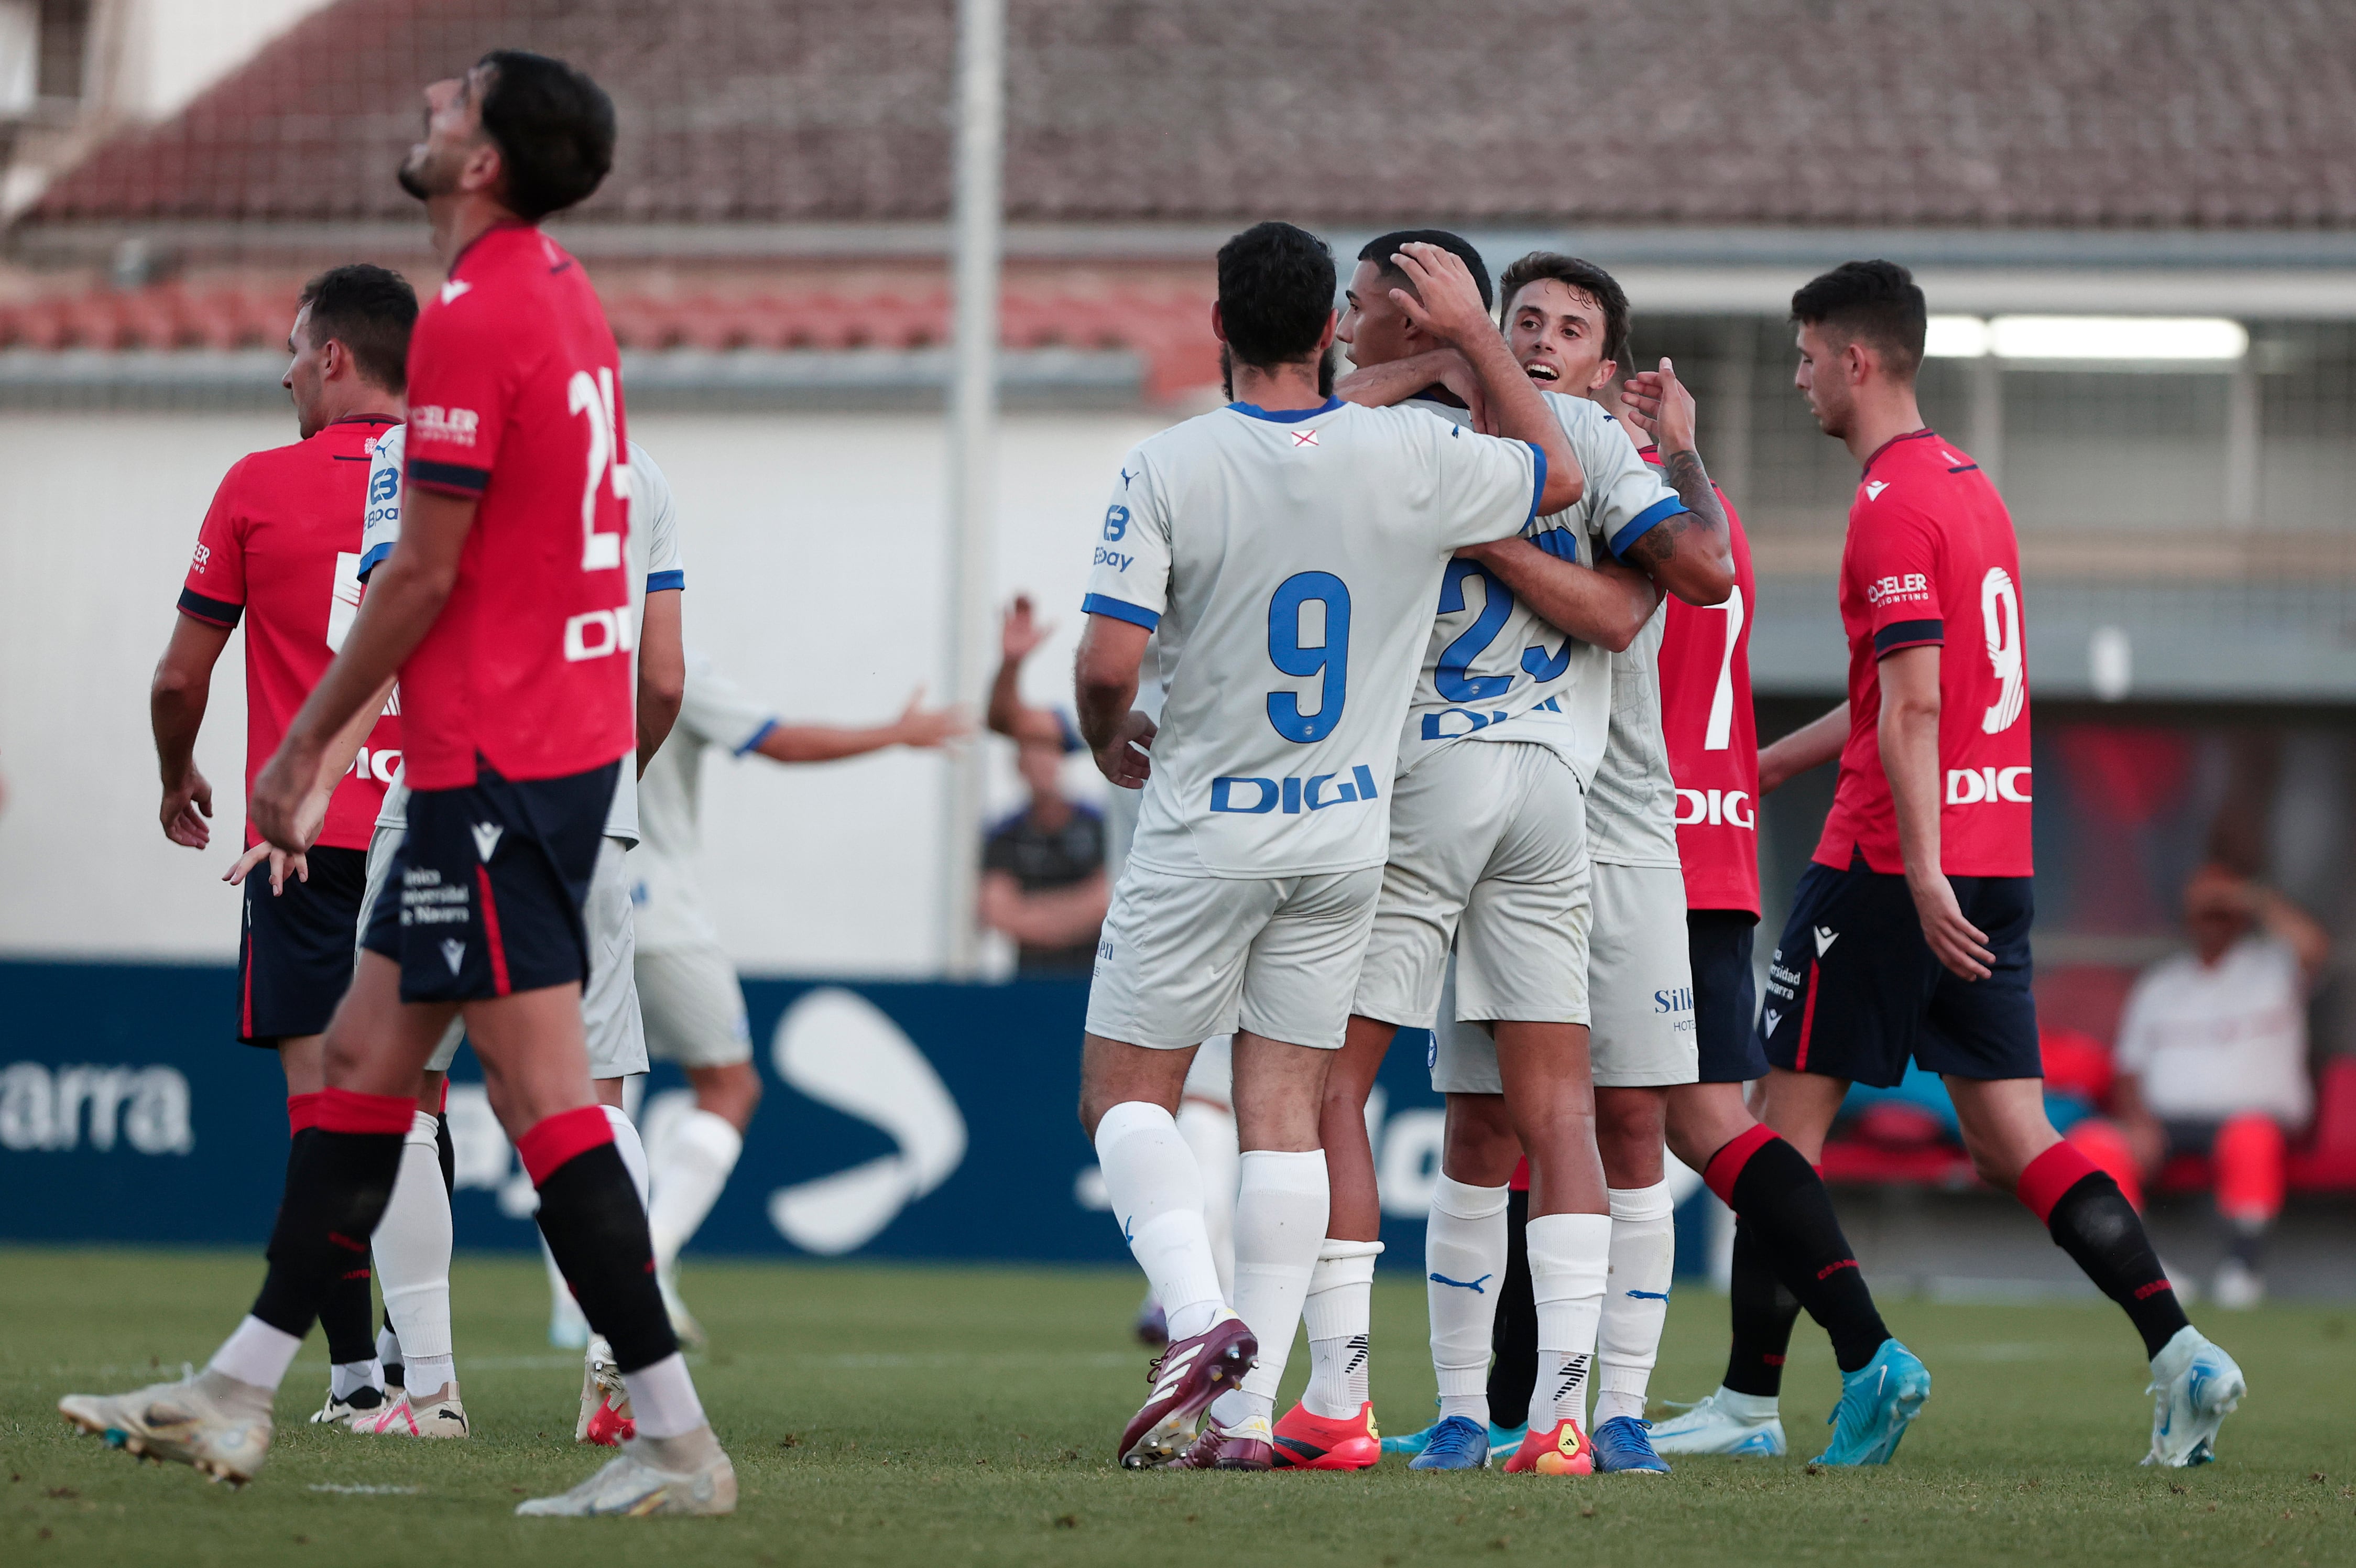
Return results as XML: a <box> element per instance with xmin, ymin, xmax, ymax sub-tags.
<box><xmin>61</xmin><ymin>955</ymin><xmax>452</xmax><ymax>1486</ymax></box>
<box><xmin>1941</xmin><ymin>1076</ymin><xmax>2243</xmax><ymax>1464</ymax></box>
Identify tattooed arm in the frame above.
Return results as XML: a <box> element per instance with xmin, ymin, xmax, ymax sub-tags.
<box><xmin>1617</xmin><ymin>358</ymin><xmax>1735</xmax><ymax>606</ymax></box>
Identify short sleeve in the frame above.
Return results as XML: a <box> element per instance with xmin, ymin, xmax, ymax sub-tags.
<box><xmin>401</xmin><ymin>303</ymin><xmax>509</xmax><ymax>497</ymax></box>
<box><xmin>178</xmin><ymin>460</ymin><xmax>250</xmax><ymax>627</ymax></box>
<box><xmin>627</xmin><ymin>440</ymin><xmax>686</xmax><ymax>591</ymax></box>
<box><xmin>1081</xmin><ymin>452</ymin><xmax>1170</xmax><ymax>630</ymax></box>
<box><xmin>1586</xmin><ymin>416</ymin><xmax>1688</xmax><ymax>560</ymax></box>
<box><xmin>675</xmin><ymin>649</ymin><xmax>778</xmax><ymax>755</ymax></box>
<box><xmin>1848</xmin><ymin>502</ymin><xmax>1945</xmax><ymax>658</ymax></box>
<box><xmin>1426</xmin><ymin>417</ymin><xmax>1542</xmax><ymax>550</ymax></box>
<box><xmin>357</xmin><ymin>425</ymin><xmax>405</xmax><ymax>582</ymax></box>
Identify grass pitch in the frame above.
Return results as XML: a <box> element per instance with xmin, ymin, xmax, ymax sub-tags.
<box><xmin>2</xmin><ymin>1248</ymin><xmax>2352</xmax><ymax>1566</ymax></box>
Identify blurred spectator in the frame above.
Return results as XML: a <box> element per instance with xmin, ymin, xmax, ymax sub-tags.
<box><xmin>980</xmin><ymin>595</ymin><xmax>1108</xmax><ymax>975</ymax></box>
<box><xmin>2112</xmin><ymin>863</ymin><xmax>2328</xmax><ymax>1308</ymax></box>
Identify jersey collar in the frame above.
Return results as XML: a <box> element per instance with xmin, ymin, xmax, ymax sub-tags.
<box><xmin>1860</xmin><ymin>426</ymin><xmax>1938</xmax><ymax>478</ymax></box>
<box><xmin>444</xmin><ymin>216</ymin><xmax>537</xmax><ymax>278</ymax></box>
<box><xmin>1226</xmin><ymin>396</ymin><xmax>1343</xmax><ymax>423</ymax></box>
<box><xmin>329</xmin><ymin>413</ymin><xmax>401</xmax><ymax>428</ymax></box>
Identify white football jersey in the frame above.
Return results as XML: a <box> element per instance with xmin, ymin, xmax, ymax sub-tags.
<box><xmin>1081</xmin><ymin>396</ymin><xmax>1542</xmax><ymax>879</ymax></box>
<box><xmin>629</xmin><ymin>649</ymin><xmax>780</xmax><ymax>952</ymax></box>
<box><xmin>364</xmin><ymin>427</ymin><xmax>684</xmax><ymax>843</ymax></box>
<box><xmin>1394</xmin><ymin>393</ymin><xmax>1686</xmax><ymax>789</ymax></box>
<box><xmin>1585</xmin><ymin>605</ymin><xmax>1682</xmax><ymax>868</ymax></box>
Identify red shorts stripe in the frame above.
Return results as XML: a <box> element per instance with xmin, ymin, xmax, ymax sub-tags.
<box><xmin>2015</xmin><ymin>1139</ymin><xmax>2101</xmax><ymax>1224</ymax></box>
<box><xmin>1704</xmin><ymin>1123</ymin><xmax>1780</xmax><ymax>1206</ymax></box>
<box><xmin>475</xmin><ymin>865</ymin><xmax>512</xmax><ymax>996</ymax></box>
<box><xmin>286</xmin><ymin>1091</ymin><xmax>323</xmax><ymax>1136</ymax></box>
<box><xmin>516</xmin><ymin>1104</ymin><xmax>615</xmax><ymax>1185</ymax></box>
<box><xmin>1793</xmin><ymin>961</ymin><xmax>1821</xmax><ymax>1072</ymax></box>
<box><xmin>318</xmin><ymin>1086</ymin><xmax>419</xmax><ymax>1137</ymax></box>
<box><xmin>241</xmin><ymin>926</ymin><xmax>256</xmax><ymax>1039</ymax></box>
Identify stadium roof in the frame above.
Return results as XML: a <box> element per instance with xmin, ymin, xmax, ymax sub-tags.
<box><xmin>18</xmin><ymin>0</ymin><xmax>2356</xmax><ymax>233</ymax></box>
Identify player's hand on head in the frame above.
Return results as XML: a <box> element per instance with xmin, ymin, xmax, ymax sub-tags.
<box><xmin>1000</xmin><ymin>595</ymin><xmax>1052</xmax><ymax>662</ymax></box>
<box><xmin>1620</xmin><ymin>358</ymin><xmax>1697</xmax><ymax>450</ymax></box>
<box><xmin>1432</xmin><ymin>349</ymin><xmax>1496</xmax><ymax>434</ymax></box>
<box><xmin>1389</xmin><ymin>243</ymin><xmax>1494</xmax><ymax>351</ymax></box>
<box><xmin>1095</xmin><ymin>711</ymin><xmax>1155</xmax><ymax>790</ymax></box>
<box><xmin>1910</xmin><ymin>874</ymin><xmax>1995</xmax><ymax>981</ymax></box>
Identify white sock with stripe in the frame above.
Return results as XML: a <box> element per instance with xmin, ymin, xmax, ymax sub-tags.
<box><xmin>1426</xmin><ymin>1175</ymin><xmax>1509</xmax><ymax>1426</ymax></box>
<box><xmin>1529</xmin><ymin>1210</ymin><xmax>1613</xmax><ymax>1428</ymax></box>
<box><xmin>1595</xmin><ymin>1181</ymin><xmax>1678</xmax><ymax>1425</ymax></box>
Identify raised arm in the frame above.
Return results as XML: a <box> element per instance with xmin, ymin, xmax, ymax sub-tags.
<box><xmin>987</xmin><ymin>594</ymin><xmax>1072</xmax><ymax>748</ymax></box>
<box><xmin>1458</xmin><ymin>539</ymin><xmax>1662</xmax><ymax>654</ymax></box>
<box><xmin>1878</xmin><ymin>646</ymin><xmax>1992</xmax><ymax>980</ymax></box>
<box><xmin>151</xmin><ymin>614</ymin><xmax>232</xmax><ymax>848</ymax></box>
<box><xmin>1388</xmin><ymin>243</ymin><xmax>1582</xmax><ymax>515</ymax></box>
<box><xmin>1759</xmin><ymin>701</ymin><xmax>1850</xmax><ymax>793</ymax></box>
<box><xmin>1616</xmin><ymin>359</ymin><xmax>1734</xmax><ymax>606</ymax></box>
<box><xmin>1074</xmin><ymin>613</ymin><xmax>1154</xmax><ymax>789</ymax></box>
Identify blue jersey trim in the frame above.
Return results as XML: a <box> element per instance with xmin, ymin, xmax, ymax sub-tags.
<box><xmin>1872</xmin><ymin>619</ymin><xmax>1945</xmax><ymax>657</ymax></box>
<box><xmin>1526</xmin><ymin>441</ymin><xmax>1548</xmax><ymax>522</ymax></box>
<box><xmin>355</xmin><ymin>540</ymin><xmax>394</xmax><ymax>582</ymax></box>
<box><xmin>734</xmin><ymin>718</ymin><xmax>780</xmax><ymax>757</ymax></box>
<box><xmin>646</xmin><ymin>569</ymin><xmax>684</xmax><ymax>593</ymax></box>
<box><xmin>1609</xmin><ymin>494</ymin><xmax>1689</xmax><ymax>559</ymax></box>
<box><xmin>1081</xmin><ymin>592</ymin><xmax>1161</xmax><ymax>630</ymax></box>
<box><xmin>1225</xmin><ymin>396</ymin><xmax>1343</xmax><ymax>424</ymax></box>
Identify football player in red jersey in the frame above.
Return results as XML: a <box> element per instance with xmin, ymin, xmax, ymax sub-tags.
<box><xmin>149</xmin><ymin>263</ymin><xmax>417</xmax><ymax>1429</ymax></box>
<box><xmin>1748</xmin><ymin>260</ymin><xmax>2241</xmax><ymax>1467</ymax></box>
<box><xmin>65</xmin><ymin>52</ymin><xmax>736</xmax><ymax>1515</ymax></box>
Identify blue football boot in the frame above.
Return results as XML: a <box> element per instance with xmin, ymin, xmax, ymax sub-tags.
<box><xmin>1813</xmin><ymin>1340</ymin><xmax>1931</xmax><ymax>1466</ymax></box>
<box><xmin>1591</xmin><ymin>1414</ymin><xmax>1672</xmax><ymax>1474</ymax></box>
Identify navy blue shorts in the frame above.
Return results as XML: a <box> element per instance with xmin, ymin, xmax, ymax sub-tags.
<box><xmin>238</xmin><ymin>844</ymin><xmax>366</xmax><ymax>1044</ymax></box>
<box><xmin>1758</xmin><ymin>859</ymin><xmax>2039</xmax><ymax>1090</ymax></box>
<box><xmin>1688</xmin><ymin>909</ymin><xmax>1766</xmax><ymax>1084</ymax></box>
<box><xmin>362</xmin><ymin>760</ymin><xmax>617</xmax><ymax>1005</ymax></box>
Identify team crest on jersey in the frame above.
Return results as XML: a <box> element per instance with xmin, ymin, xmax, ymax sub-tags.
<box><xmin>1291</xmin><ymin>427</ymin><xmax>1319</xmax><ymax>448</ymax></box>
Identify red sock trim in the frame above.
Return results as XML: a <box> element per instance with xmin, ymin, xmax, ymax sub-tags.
<box><xmin>287</xmin><ymin>1091</ymin><xmax>323</xmax><ymax>1136</ymax></box>
<box><xmin>2016</xmin><ymin>1140</ymin><xmax>2101</xmax><ymax>1225</ymax></box>
<box><xmin>318</xmin><ymin>1086</ymin><xmax>419</xmax><ymax>1136</ymax></box>
<box><xmin>1704</xmin><ymin>1124</ymin><xmax>1780</xmax><ymax>1206</ymax></box>
<box><xmin>517</xmin><ymin>1105</ymin><xmax>615</xmax><ymax>1185</ymax></box>
<box><xmin>438</xmin><ymin>1078</ymin><xmax>450</xmax><ymax>1115</ymax></box>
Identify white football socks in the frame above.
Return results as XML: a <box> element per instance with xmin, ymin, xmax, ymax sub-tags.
<box><xmin>1425</xmin><ymin>1174</ymin><xmax>1509</xmax><ymax>1426</ymax></box>
<box><xmin>1176</xmin><ymin>1098</ymin><xmax>1240</xmax><ymax>1299</ymax></box>
<box><xmin>373</xmin><ymin>1110</ymin><xmax>455</xmax><ymax>1395</ymax></box>
<box><xmin>1302</xmin><ymin>1237</ymin><xmax>1383</xmax><ymax>1419</ymax></box>
<box><xmin>1095</xmin><ymin>1101</ymin><xmax>1228</xmax><ymax>1344</ymax></box>
<box><xmin>330</xmin><ymin>1359</ymin><xmax>384</xmax><ymax>1400</ymax></box>
<box><xmin>648</xmin><ymin>1108</ymin><xmax>743</xmax><ymax>1269</ymax></box>
<box><xmin>210</xmin><ymin>1314</ymin><xmax>302</xmax><ymax>1391</ymax></box>
<box><xmin>1595</xmin><ymin>1181</ymin><xmax>1677</xmax><ymax>1425</ymax></box>
<box><xmin>1529</xmin><ymin>1210</ymin><xmax>1613</xmax><ymax>1428</ymax></box>
<box><xmin>623</xmin><ymin>1349</ymin><xmax>708</xmax><ymax>1439</ymax></box>
<box><xmin>1210</xmin><ymin>1148</ymin><xmax>1329</xmax><ymax>1429</ymax></box>
<box><xmin>602</xmin><ymin>1102</ymin><xmax>650</xmax><ymax>1207</ymax></box>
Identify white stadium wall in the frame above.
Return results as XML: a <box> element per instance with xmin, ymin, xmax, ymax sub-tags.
<box><xmin>0</xmin><ymin>406</ymin><xmax>1166</xmax><ymax>972</ymax></box>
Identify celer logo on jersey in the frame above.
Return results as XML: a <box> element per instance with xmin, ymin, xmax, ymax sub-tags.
<box><xmin>563</xmin><ymin>605</ymin><xmax>637</xmax><ymax>662</ymax></box>
<box><xmin>1210</xmin><ymin>765</ymin><xmax>1381</xmax><ymax>815</ymax></box>
<box><xmin>1948</xmin><ymin>766</ymin><xmax>2032</xmax><ymax>804</ymax></box>
<box><xmin>1675</xmin><ymin>788</ymin><xmax>1753</xmax><ymax>828</ymax></box>
<box><xmin>1866</xmin><ymin>571</ymin><xmax>1930</xmax><ymax>606</ymax></box>
<box><xmin>410</xmin><ymin>405</ymin><xmax>479</xmax><ymax>447</ymax></box>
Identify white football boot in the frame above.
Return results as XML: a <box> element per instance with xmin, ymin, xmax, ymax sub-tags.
<box><xmin>516</xmin><ymin>1428</ymin><xmax>737</xmax><ymax>1517</ymax></box>
<box><xmin>1646</xmin><ymin>1386</ymin><xmax>1788</xmax><ymax>1456</ymax></box>
<box><xmin>60</xmin><ymin>1369</ymin><xmax>274</xmax><ymax>1486</ymax></box>
<box><xmin>2144</xmin><ymin>1327</ymin><xmax>2245</xmax><ymax>1467</ymax></box>
<box><xmin>577</xmin><ymin>1334</ymin><xmax>635</xmax><ymax>1445</ymax></box>
<box><xmin>348</xmin><ymin>1383</ymin><xmax>468</xmax><ymax>1438</ymax></box>
<box><xmin>308</xmin><ymin>1386</ymin><xmax>386</xmax><ymax>1428</ymax></box>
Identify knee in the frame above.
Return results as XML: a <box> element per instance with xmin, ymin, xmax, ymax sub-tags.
<box><xmin>699</xmin><ymin>1063</ymin><xmax>761</xmax><ymax>1127</ymax></box>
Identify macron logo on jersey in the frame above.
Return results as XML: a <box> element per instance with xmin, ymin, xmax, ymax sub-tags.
<box><xmin>1864</xmin><ymin>480</ymin><xmax>1890</xmax><ymax>500</ymax></box>
<box><xmin>439</xmin><ymin>279</ymin><xmax>472</xmax><ymax>305</ymax></box>
<box><xmin>470</xmin><ymin>822</ymin><xmax>504</xmax><ymax>862</ymax></box>
<box><xmin>410</xmin><ymin>405</ymin><xmax>479</xmax><ymax>447</ymax></box>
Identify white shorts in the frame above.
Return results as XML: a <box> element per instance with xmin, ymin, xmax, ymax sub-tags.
<box><xmin>1352</xmin><ymin>741</ymin><xmax>1591</xmax><ymax>1030</ymax></box>
<box><xmin>1431</xmin><ymin>860</ymin><xmax>1697</xmax><ymax>1094</ymax></box>
<box><xmin>413</xmin><ymin>835</ymin><xmax>648</xmax><ymax>1080</ymax></box>
<box><xmin>636</xmin><ymin>943</ymin><xmax>754</xmax><ymax>1069</ymax></box>
<box><xmin>359</xmin><ymin>822</ymin><xmax>465</xmax><ymax>1069</ymax></box>
<box><xmin>1585</xmin><ymin>861</ymin><xmax>1698</xmax><ymax>1088</ymax></box>
<box><xmin>1085</xmin><ymin>864</ymin><xmax>1383</xmax><ymax>1051</ymax></box>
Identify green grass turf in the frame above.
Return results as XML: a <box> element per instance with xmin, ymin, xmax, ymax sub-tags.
<box><xmin>2</xmin><ymin>1248</ymin><xmax>2352</xmax><ymax>1566</ymax></box>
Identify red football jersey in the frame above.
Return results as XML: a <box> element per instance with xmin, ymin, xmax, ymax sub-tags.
<box><xmin>1646</xmin><ymin>448</ymin><xmax>1760</xmax><ymax>915</ymax></box>
<box><xmin>1815</xmin><ymin>429</ymin><xmax>2033</xmax><ymax>878</ymax></box>
<box><xmin>178</xmin><ymin>415</ymin><xmax>402</xmax><ymax>851</ymax></box>
<box><xmin>397</xmin><ymin>222</ymin><xmax>635</xmax><ymax>790</ymax></box>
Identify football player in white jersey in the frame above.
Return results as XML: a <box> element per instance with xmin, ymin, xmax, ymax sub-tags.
<box><xmin>634</xmin><ymin>650</ymin><xmax>963</xmax><ymax>1341</ymax></box>
<box><xmin>1076</xmin><ymin>223</ymin><xmax>1583</xmax><ymax>1471</ymax></box>
<box><xmin>1288</xmin><ymin>234</ymin><xmax>1715</xmax><ymax>1476</ymax></box>
<box><xmin>247</xmin><ymin>424</ymin><xmax>687</xmax><ymax>1443</ymax></box>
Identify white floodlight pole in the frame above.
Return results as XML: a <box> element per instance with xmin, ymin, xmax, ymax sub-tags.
<box><xmin>940</xmin><ymin>0</ymin><xmax>1005</xmax><ymax>977</ymax></box>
